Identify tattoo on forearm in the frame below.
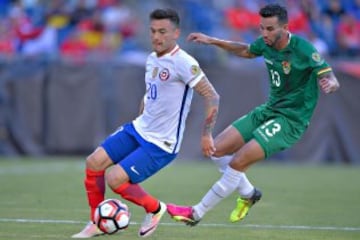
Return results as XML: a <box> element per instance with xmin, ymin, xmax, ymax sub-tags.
<box><xmin>194</xmin><ymin>77</ymin><xmax>220</xmax><ymax>136</ymax></box>
<box><xmin>218</xmin><ymin>40</ymin><xmax>252</xmax><ymax>57</ymax></box>
<box><xmin>203</xmin><ymin>106</ymin><xmax>218</xmax><ymax>135</ymax></box>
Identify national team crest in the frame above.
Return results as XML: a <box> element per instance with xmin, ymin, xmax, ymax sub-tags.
<box><xmin>152</xmin><ymin>67</ymin><xmax>159</xmax><ymax>79</ymax></box>
<box><xmin>312</xmin><ymin>52</ymin><xmax>321</xmax><ymax>62</ymax></box>
<box><xmin>159</xmin><ymin>68</ymin><xmax>170</xmax><ymax>81</ymax></box>
<box><xmin>282</xmin><ymin>61</ymin><xmax>291</xmax><ymax>74</ymax></box>
<box><xmin>190</xmin><ymin>65</ymin><xmax>200</xmax><ymax>76</ymax></box>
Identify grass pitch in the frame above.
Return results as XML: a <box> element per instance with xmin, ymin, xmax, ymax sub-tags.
<box><xmin>0</xmin><ymin>157</ymin><xmax>359</xmax><ymax>240</ymax></box>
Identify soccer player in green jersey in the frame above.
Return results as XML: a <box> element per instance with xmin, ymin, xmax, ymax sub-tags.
<box><xmin>167</xmin><ymin>3</ymin><xmax>340</xmax><ymax>225</ymax></box>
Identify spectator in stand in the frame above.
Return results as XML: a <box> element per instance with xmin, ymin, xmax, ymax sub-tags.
<box><xmin>100</xmin><ymin>0</ymin><xmax>137</xmax><ymax>39</ymax></box>
<box><xmin>322</xmin><ymin>0</ymin><xmax>347</xmax><ymax>24</ymax></box>
<box><xmin>0</xmin><ymin>18</ymin><xmax>16</xmax><ymax>57</ymax></box>
<box><xmin>7</xmin><ymin>0</ymin><xmax>57</xmax><ymax>57</ymax></box>
<box><xmin>44</xmin><ymin>0</ymin><xmax>71</xmax><ymax>29</ymax></box>
<box><xmin>69</xmin><ymin>0</ymin><xmax>95</xmax><ymax>26</ymax></box>
<box><xmin>224</xmin><ymin>1</ymin><xmax>260</xmax><ymax>42</ymax></box>
<box><xmin>320</xmin><ymin>0</ymin><xmax>347</xmax><ymax>56</ymax></box>
<box><xmin>0</xmin><ymin>0</ymin><xmax>11</xmax><ymax>17</ymax></box>
<box><xmin>347</xmin><ymin>0</ymin><xmax>360</xmax><ymax>20</ymax></box>
<box><xmin>8</xmin><ymin>0</ymin><xmax>43</xmax><ymax>52</ymax></box>
<box><xmin>287</xmin><ymin>0</ymin><xmax>310</xmax><ymax>37</ymax></box>
<box><xmin>60</xmin><ymin>9</ymin><xmax>103</xmax><ymax>60</ymax></box>
<box><xmin>307</xmin><ymin>31</ymin><xmax>329</xmax><ymax>56</ymax></box>
<box><xmin>336</xmin><ymin>14</ymin><xmax>360</xmax><ymax>57</ymax></box>
<box><xmin>299</xmin><ymin>0</ymin><xmax>324</xmax><ymax>39</ymax></box>
<box><xmin>77</xmin><ymin>9</ymin><xmax>105</xmax><ymax>51</ymax></box>
<box><xmin>59</xmin><ymin>29</ymin><xmax>89</xmax><ymax>60</ymax></box>
<box><xmin>98</xmin><ymin>0</ymin><xmax>139</xmax><ymax>55</ymax></box>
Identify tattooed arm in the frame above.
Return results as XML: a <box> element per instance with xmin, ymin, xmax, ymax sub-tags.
<box><xmin>193</xmin><ymin>76</ymin><xmax>220</xmax><ymax>157</ymax></box>
<box><xmin>318</xmin><ymin>71</ymin><xmax>340</xmax><ymax>94</ymax></box>
<box><xmin>187</xmin><ymin>32</ymin><xmax>257</xmax><ymax>58</ymax></box>
<box><xmin>138</xmin><ymin>97</ymin><xmax>145</xmax><ymax>115</ymax></box>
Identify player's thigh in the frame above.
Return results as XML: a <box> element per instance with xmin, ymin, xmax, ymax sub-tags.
<box><xmin>224</xmin><ymin>107</ymin><xmax>265</xmax><ymax>155</ymax></box>
<box><xmin>100</xmin><ymin>125</ymin><xmax>139</xmax><ymax>164</ymax></box>
<box><xmin>119</xmin><ymin>145</ymin><xmax>176</xmax><ymax>184</ymax></box>
<box><xmin>230</xmin><ymin>139</ymin><xmax>265</xmax><ymax>171</ymax></box>
<box><xmin>232</xmin><ymin>105</ymin><xmax>268</xmax><ymax>143</ymax></box>
<box><xmin>253</xmin><ymin>117</ymin><xmax>304</xmax><ymax>158</ymax></box>
<box><xmin>214</xmin><ymin>125</ymin><xmax>245</xmax><ymax>156</ymax></box>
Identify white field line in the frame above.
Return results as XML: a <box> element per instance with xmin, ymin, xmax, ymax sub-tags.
<box><xmin>0</xmin><ymin>218</ymin><xmax>359</xmax><ymax>232</ymax></box>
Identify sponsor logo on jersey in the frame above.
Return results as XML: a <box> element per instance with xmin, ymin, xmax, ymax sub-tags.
<box><xmin>190</xmin><ymin>65</ymin><xmax>201</xmax><ymax>76</ymax></box>
<box><xmin>159</xmin><ymin>68</ymin><xmax>170</xmax><ymax>81</ymax></box>
<box><xmin>282</xmin><ymin>61</ymin><xmax>291</xmax><ymax>74</ymax></box>
<box><xmin>152</xmin><ymin>67</ymin><xmax>159</xmax><ymax>79</ymax></box>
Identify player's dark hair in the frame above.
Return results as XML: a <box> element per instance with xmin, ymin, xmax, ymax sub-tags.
<box><xmin>150</xmin><ymin>8</ymin><xmax>180</xmax><ymax>27</ymax></box>
<box><xmin>259</xmin><ymin>4</ymin><xmax>288</xmax><ymax>24</ymax></box>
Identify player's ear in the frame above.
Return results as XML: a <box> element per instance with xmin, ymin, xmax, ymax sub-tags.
<box><xmin>175</xmin><ymin>28</ymin><xmax>180</xmax><ymax>39</ymax></box>
<box><xmin>282</xmin><ymin>23</ymin><xmax>289</xmax><ymax>31</ymax></box>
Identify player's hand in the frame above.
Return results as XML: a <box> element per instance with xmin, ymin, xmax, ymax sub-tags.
<box><xmin>201</xmin><ymin>135</ymin><xmax>216</xmax><ymax>157</ymax></box>
<box><xmin>319</xmin><ymin>75</ymin><xmax>340</xmax><ymax>94</ymax></box>
<box><xmin>187</xmin><ymin>32</ymin><xmax>212</xmax><ymax>44</ymax></box>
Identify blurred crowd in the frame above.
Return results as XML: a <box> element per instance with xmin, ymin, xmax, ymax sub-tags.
<box><xmin>0</xmin><ymin>0</ymin><xmax>359</xmax><ymax>62</ymax></box>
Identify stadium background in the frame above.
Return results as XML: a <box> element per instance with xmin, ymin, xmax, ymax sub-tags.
<box><xmin>0</xmin><ymin>0</ymin><xmax>359</xmax><ymax>163</ymax></box>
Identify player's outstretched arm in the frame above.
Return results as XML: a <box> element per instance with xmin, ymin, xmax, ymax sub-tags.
<box><xmin>318</xmin><ymin>71</ymin><xmax>340</xmax><ymax>94</ymax></box>
<box><xmin>187</xmin><ymin>32</ymin><xmax>257</xmax><ymax>58</ymax></box>
<box><xmin>193</xmin><ymin>76</ymin><xmax>220</xmax><ymax>157</ymax></box>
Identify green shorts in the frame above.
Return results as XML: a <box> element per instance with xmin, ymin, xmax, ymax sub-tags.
<box><xmin>232</xmin><ymin>104</ymin><xmax>307</xmax><ymax>158</ymax></box>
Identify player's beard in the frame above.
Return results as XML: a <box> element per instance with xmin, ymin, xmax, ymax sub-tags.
<box><xmin>264</xmin><ymin>30</ymin><xmax>283</xmax><ymax>48</ymax></box>
<box><xmin>270</xmin><ymin>32</ymin><xmax>283</xmax><ymax>48</ymax></box>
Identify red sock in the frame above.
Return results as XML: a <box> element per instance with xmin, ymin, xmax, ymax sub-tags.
<box><xmin>113</xmin><ymin>182</ymin><xmax>159</xmax><ymax>213</ymax></box>
<box><xmin>85</xmin><ymin>168</ymin><xmax>105</xmax><ymax>221</ymax></box>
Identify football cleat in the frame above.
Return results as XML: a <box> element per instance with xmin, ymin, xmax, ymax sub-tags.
<box><xmin>138</xmin><ymin>201</ymin><xmax>166</xmax><ymax>237</ymax></box>
<box><xmin>166</xmin><ymin>204</ymin><xmax>200</xmax><ymax>226</ymax></box>
<box><xmin>71</xmin><ymin>221</ymin><xmax>104</xmax><ymax>238</ymax></box>
<box><xmin>229</xmin><ymin>188</ymin><xmax>262</xmax><ymax>223</ymax></box>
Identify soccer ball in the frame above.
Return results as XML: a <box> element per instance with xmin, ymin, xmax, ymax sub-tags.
<box><xmin>94</xmin><ymin>198</ymin><xmax>131</xmax><ymax>234</ymax></box>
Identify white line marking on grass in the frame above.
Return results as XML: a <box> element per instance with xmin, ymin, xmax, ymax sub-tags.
<box><xmin>1</xmin><ymin>218</ymin><xmax>359</xmax><ymax>232</ymax></box>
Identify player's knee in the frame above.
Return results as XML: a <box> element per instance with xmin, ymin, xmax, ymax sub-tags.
<box><xmin>106</xmin><ymin>166</ymin><xmax>129</xmax><ymax>190</ymax></box>
<box><xmin>213</xmin><ymin>142</ymin><xmax>242</xmax><ymax>157</ymax></box>
<box><xmin>212</xmin><ymin>142</ymin><xmax>227</xmax><ymax>157</ymax></box>
<box><xmin>85</xmin><ymin>153</ymin><xmax>99</xmax><ymax>170</ymax></box>
<box><xmin>86</xmin><ymin>148</ymin><xmax>112</xmax><ymax>171</ymax></box>
<box><xmin>106</xmin><ymin>170</ymin><xmax>119</xmax><ymax>190</ymax></box>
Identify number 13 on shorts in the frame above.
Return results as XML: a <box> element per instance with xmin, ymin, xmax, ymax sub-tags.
<box><xmin>260</xmin><ymin>119</ymin><xmax>281</xmax><ymax>138</ymax></box>
<box><xmin>254</xmin><ymin>116</ymin><xmax>303</xmax><ymax>158</ymax></box>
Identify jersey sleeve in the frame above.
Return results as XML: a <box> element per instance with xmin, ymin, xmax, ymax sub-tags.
<box><xmin>175</xmin><ymin>54</ymin><xmax>205</xmax><ymax>88</ymax></box>
<box><xmin>301</xmin><ymin>39</ymin><xmax>332</xmax><ymax>77</ymax></box>
<box><xmin>249</xmin><ymin>36</ymin><xmax>265</xmax><ymax>56</ymax></box>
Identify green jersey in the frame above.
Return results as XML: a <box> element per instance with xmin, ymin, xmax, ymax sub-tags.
<box><xmin>249</xmin><ymin>34</ymin><xmax>332</xmax><ymax>126</ymax></box>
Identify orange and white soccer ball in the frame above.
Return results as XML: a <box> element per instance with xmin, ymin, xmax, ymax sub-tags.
<box><xmin>94</xmin><ymin>198</ymin><xmax>131</xmax><ymax>234</ymax></box>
